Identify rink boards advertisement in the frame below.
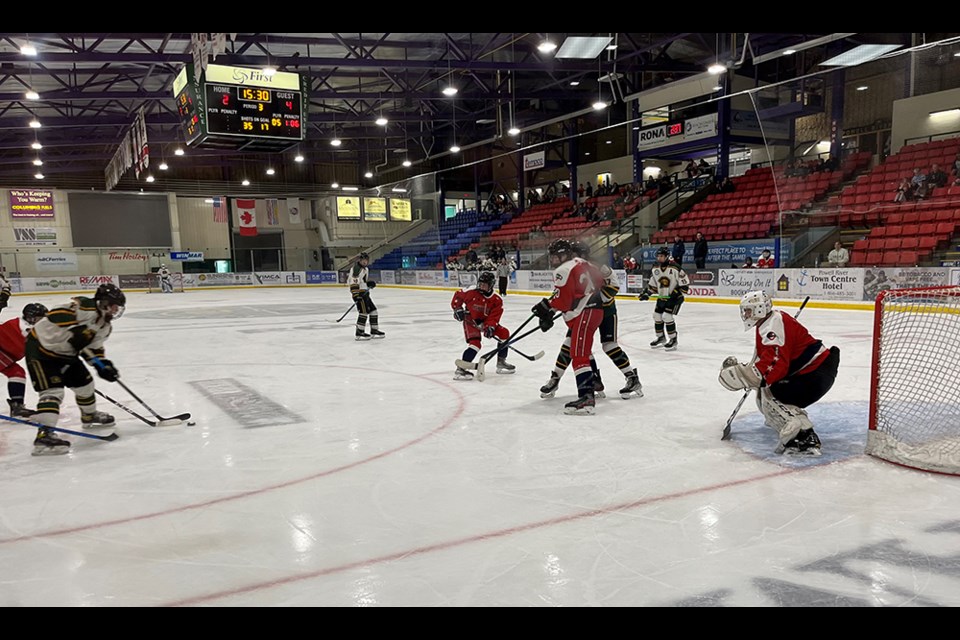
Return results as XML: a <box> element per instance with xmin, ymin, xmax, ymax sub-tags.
<box><xmin>774</xmin><ymin>268</ymin><xmax>864</xmax><ymax>302</ymax></box>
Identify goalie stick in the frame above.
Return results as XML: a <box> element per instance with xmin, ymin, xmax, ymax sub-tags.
<box><xmin>0</xmin><ymin>412</ymin><xmax>118</xmax><ymax>442</ymax></box>
<box><xmin>721</xmin><ymin>295</ymin><xmax>810</xmax><ymax>441</ymax></box>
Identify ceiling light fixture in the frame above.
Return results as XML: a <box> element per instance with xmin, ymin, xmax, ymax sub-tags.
<box><xmin>569</xmin><ymin>80</ymin><xmax>581</xmax><ymax>86</ymax></box>
<box><xmin>174</xmin><ymin>147</ymin><xmax>185</xmax><ymax>156</ymax></box>
<box><xmin>783</xmin><ymin>49</ymin><xmax>797</xmax><ymax>56</ymax></box>
<box><xmin>242</xmin><ymin>179</ymin><xmax>250</xmax><ymax>186</ymax></box>
<box><xmin>537</xmin><ymin>37</ymin><xmax>557</xmax><ymax>53</ymax></box>
<box><xmin>28</xmin><ymin>119</ymin><xmax>41</xmax><ymax>128</ymax></box>
<box><xmin>402</xmin><ymin>159</ymin><xmax>412</xmax><ymax>168</ymax></box>
<box><xmin>508</xmin><ymin>126</ymin><xmax>521</xmax><ymax>136</ymax></box>
<box><xmin>375</xmin><ymin>116</ymin><xmax>388</xmax><ymax>126</ymax></box>
<box><xmin>145</xmin><ymin>175</ymin><xmax>155</xmax><ymax>183</ymax></box>
<box><xmin>34</xmin><ymin>172</ymin><xmax>43</xmax><ymax>179</ymax></box>
<box><xmin>364</xmin><ymin>171</ymin><xmax>374</xmax><ymax>178</ymax></box>
<box><xmin>266</xmin><ymin>168</ymin><xmax>275</xmax><ymax>175</ymax></box>
<box><xmin>450</xmin><ymin>145</ymin><xmax>461</xmax><ymax>153</ymax></box>
<box><xmin>294</xmin><ymin>154</ymin><xmax>305</xmax><ymax>162</ymax></box>
<box><xmin>331</xmin><ymin>181</ymin><xmax>340</xmax><ymax>189</ymax></box>
<box><xmin>330</xmin><ymin>138</ymin><xmax>342</xmax><ymax>147</ymax></box>
<box><xmin>159</xmin><ymin>162</ymin><xmax>169</xmax><ymax>170</ymax></box>
<box><xmin>593</xmin><ymin>100</ymin><xmax>607</xmax><ymax>111</ymax></box>
<box><xmin>856</xmin><ymin>85</ymin><xmax>869</xmax><ymax>91</ymax></box>
<box><xmin>820</xmin><ymin>44</ymin><xmax>903</xmax><ymax>67</ymax></box>
<box><xmin>554</xmin><ymin>36</ymin><xmax>612</xmax><ymax>59</ymax></box>
<box><xmin>32</xmin><ymin>158</ymin><xmax>42</xmax><ymax>166</ymax></box>
<box><xmin>25</xmin><ymin>90</ymin><xmax>39</xmax><ymax>100</ymax></box>
<box><xmin>20</xmin><ymin>44</ymin><xmax>37</xmax><ymax>56</ymax></box>
<box><xmin>342</xmin><ymin>186</ymin><xmax>359</xmax><ymax>191</ymax></box>
<box><xmin>262</xmin><ymin>66</ymin><xmax>277</xmax><ymax>77</ymax></box>
<box><xmin>707</xmin><ymin>63</ymin><xmax>726</xmax><ymax>75</ymax></box>
<box><xmin>31</xmin><ymin>141</ymin><xmax>41</xmax><ymax>150</ymax></box>
<box><xmin>392</xmin><ymin>187</ymin><xmax>407</xmax><ymax>193</ymax></box>
<box><xmin>442</xmin><ymin>86</ymin><xmax>458</xmax><ymax>97</ymax></box>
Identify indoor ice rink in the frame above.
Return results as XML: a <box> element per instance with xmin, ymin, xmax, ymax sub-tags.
<box><xmin>1</xmin><ymin>286</ymin><xmax>957</xmax><ymax>607</ymax></box>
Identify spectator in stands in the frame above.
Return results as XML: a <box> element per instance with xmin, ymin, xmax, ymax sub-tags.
<box><xmin>645</xmin><ymin>176</ymin><xmax>658</xmax><ymax>192</ymax></box>
<box><xmin>658</xmin><ymin>176</ymin><xmax>672</xmax><ymax>198</ymax></box>
<box><xmin>719</xmin><ymin>177</ymin><xmax>736</xmax><ymax>194</ymax></box>
<box><xmin>612</xmin><ymin>251</ymin><xmax>624</xmax><ymax>269</ymax></box>
<box><xmin>826</xmin><ymin>241</ymin><xmax>849</xmax><ymax>268</ymax></box>
<box><xmin>671</xmin><ymin>235</ymin><xmax>686</xmax><ymax>269</ymax></box>
<box><xmin>910</xmin><ymin>167</ymin><xmax>928</xmax><ymax>199</ymax></box>
<box><xmin>685</xmin><ymin>160</ymin><xmax>699</xmax><ymax>180</ymax></box>
<box><xmin>577</xmin><ymin>183</ymin><xmax>585</xmax><ymax>201</ymax></box>
<box><xmin>623</xmin><ymin>255</ymin><xmax>638</xmax><ymax>273</ymax></box>
<box><xmin>466</xmin><ymin>249</ymin><xmax>478</xmax><ymax>266</ymax></box>
<box><xmin>928</xmin><ymin>163</ymin><xmax>948</xmax><ymax>189</ymax></box>
<box><xmin>739</xmin><ymin>256</ymin><xmax>756</xmax><ymax>269</ymax></box>
<box><xmin>585</xmin><ymin>182</ymin><xmax>594</xmax><ymax>198</ymax></box>
<box><xmin>894</xmin><ymin>178</ymin><xmax>913</xmax><ymax>203</ymax></box>
<box><xmin>785</xmin><ymin>158</ymin><xmax>798</xmax><ymax>177</ymax></box>
<box><xmin>824</xmin><ymin>155</ymin><xmax>839</xmax><ymax>172</ymax></box>
<box><xmin>698</xmin><ymin>158</ymin><xmax>711</xmax><ymax>175</ymax></box>
<box><xmin>953</xmin><ymin>152</ymin><xmax>960</xmax><ymax>176</ymax></box>
<box><xmin>757</xmin><ymin>249</ymin><xmax>775</xmax><ymax>269</ymax></box>
<box><xmin>446</xmin><ymin>256</ymin><xmax>463</xmax><ymax>271</ymax></box>
<box><xmin>693</xmin><ymin>232</ymin><xmax>709</xmax><ymax>270</ymax></box>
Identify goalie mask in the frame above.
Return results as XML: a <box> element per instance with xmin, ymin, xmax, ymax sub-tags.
<box><xmin>95</xmin><ymin>283</ymin><xmax>126</xmax><ymax>320</ymax></box>
<box><xmin>740</xmin><ymin>290</ymin><xmax>772</xmax><ymax>331</ymax></box>
<box><xmin>476</xmin><ymin>271</ymin><xmax>496</xmax><ymax>297</ymax></box>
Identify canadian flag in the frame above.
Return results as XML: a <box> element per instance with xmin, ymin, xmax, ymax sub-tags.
<box><xmin>236</xmin><ymin>199</ymin><xmax>257</xmax><ymax>236</ymax></box>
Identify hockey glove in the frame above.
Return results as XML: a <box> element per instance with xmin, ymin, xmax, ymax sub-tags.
<box><xmin>366</xmin><ymin>280</ymin><xmax>377</xmax><ymax>289</ymax></box>
<box><xmin>483</xmin><ymin>325</ymin><xmax>497</xmax><ymax>339</ymax></box>
<box><xmin>718</xmin><ymin>361</ymin><xmax>762</xmax><ymax>391</ymax></box>
<box><xmin>453</xmin><ymin>308</ymin><xmax>467</xmax><ymax>322</ymax></box>
<box><xmin>538</xmin><ymin>314</ymin><xmax>555</xmax><ymax>333</ymax></box>
<box><xmin>68</xmin><ymin>326</ymin><xmax>96</xmax><ymax>352</ymax></box>
<box><xmin>94</xmin><ymin>358</ymin><xmax>120</xmax><ymax>382</ymax></box>
<box><xmin>531</xmin><ymin>298</ymin><xmax>553</xmax><ymax>320</ymax></box>
<box><xmin>638</xmin><ymin>291</ymin><xmax>650</xmax><ymax>302</ymax></box>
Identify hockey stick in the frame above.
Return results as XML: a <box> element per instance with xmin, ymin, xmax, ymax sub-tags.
<box><xmin>95</xmin><ymin>389</ymin><xmax>173</xmax><ymax>428</ymax></box>
<box><xmin>0</xmin><ymin>413</ymin><xmax>118</xmax><ymax>442</ymax></box>
<box><xmin>509</xmin><ymin>345</ymin><xmax>544</xmax><ymax>361</ymax></box>
<box><xmin>455</xmin><ymin>314</ymin><xmax>560</xmax><ymax>375</ymax></box>
<box><xmin>721</xmin><ymin>295</ymin><xmax>810</xmax><ymax>441</ymax></box>
<box><xmin>83</xmin><ymin>350</ymin><xmax>191</xmax><ymax>426</ymax></box>
<box><xmin>335</xmin><ymin>303</ymin><xmax>356</xmax><ymax>323</ymax></box>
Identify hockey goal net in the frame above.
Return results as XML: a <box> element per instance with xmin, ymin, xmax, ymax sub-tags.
<box><xmin>147</xmin><ymin>272</ymin><xmax>185</xmax><ymax>293</ymax></box>
<box><xmin>867</xmin><ymin>286</ymin><xmax>960</xmax><ymax>474</ymax></box>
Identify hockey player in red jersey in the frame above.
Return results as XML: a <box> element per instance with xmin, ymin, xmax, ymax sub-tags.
<box><xmin>531</xmin><ymin>239</ymin><xmax>603</xmax><ymax>415</ymax></box>
<box><xmin>0</xmin><ymin>303</ymin><xmax>48</xmax><ymax>417</ymax></box>
<box><xmin>719</xmin><ymin>290</ymin><xmax>840</xmax><ymax>455</ymax></box>
<box><xmin>451</xmin><ymin>271</ymin><xmax>515</xmax><ymax>380</ymax></box>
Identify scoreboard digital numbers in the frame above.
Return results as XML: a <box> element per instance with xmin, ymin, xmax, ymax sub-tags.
<box><xmin>172</xmin><ymin>64</ymin><xmax>307</xmax><ymax>150</ymax></box>
<box><xmin>666</xmin><ymin>122</ymin><xmax>684</xmax><ymax>138</ymax></box>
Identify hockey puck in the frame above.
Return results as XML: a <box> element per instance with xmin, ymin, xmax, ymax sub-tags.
<box><xmin>187</xmin><ymin>421</ymin><xmax>197</xmax><ymax>426</ymax></box>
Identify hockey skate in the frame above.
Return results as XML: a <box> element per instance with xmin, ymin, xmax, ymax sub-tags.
<box><xmin>663</xmin><ymin>337</ymin><xmax>678</xmax><ymax>351</ymax></box>
<box><xmin>370</xmin><ymin>329</ymin><xmax>386</xmax><ymax>339</ymax></box>
<box><xmin>33</xmin><ymin>429</ymin><xmax>70</xmax><ymax>456</ymax></box>
<box><xmin>564</xmin><ymin>394</ymin><xmax>596</xmax><ymax>415</ymax></box>
<box><xmin>454</xmin><ymin>367</ymin><xmax>474</xmax><ymax>381</ymax></box>
<box><xmin>540</xmin><ymin>373</ymin><xmax>561</xmax><ymax>398</ymax></box>
<box><xmin>7</xmin><ymin>399</ymin><xmax>35</xmax><ymax>418</ymax></box>
<box><xmin>782</xmin><ymin>429</ymin><xmax>822</xmax><ymax>456</ymax></box>
<box><xmin>496</xmin><ymin>357</ymin><xmax>516</xmax><ymax>374</ymax></box>
<box><xmin>650</xmin><ymin>335</ymin><xmax>666</xmax><ymax>348</ymax></box>
<box><xmin>593</xmin><ymin>378</ymin><xmax>606</xmax><ymax>399</ymax></box>
<box><xmin>81</xmin><ymin>411</ymin><xmax>115</xmax><ymax>428</ymax></box>
<box><xmin>355</xmin><ymin>330</ymin><xmax>371</xmax><ymax>341</ymax></box>
<box><xmin>619</xmin><ymin>370</ymin><xmax>644</xmax><ymax>399</ymax></box>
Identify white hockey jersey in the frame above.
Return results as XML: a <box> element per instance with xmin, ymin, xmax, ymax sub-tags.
<box><xmin>347</xmin><ymin>263</ymin><xmax>369</xmax><ymax>292</ymax></box>
<box><xmin>648</xmin><ymin>263</ymin><xmax>690</xmax><ymax>298</ymax></box>
<box><xmin>31</xmin><ymin>296</ymin><xmax>113</xmax><ymax>358</ymax></box>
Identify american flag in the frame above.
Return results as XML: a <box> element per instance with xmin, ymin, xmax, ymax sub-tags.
<box><xmin>212</xmin><ymin>196</ymin><xmax>227</xmax><ymax>223</ymax></box>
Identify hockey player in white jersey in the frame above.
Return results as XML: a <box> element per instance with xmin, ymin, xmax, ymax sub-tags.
<box><xmin>639</xmin><ymin>247</ymin><xmax>690</xmax><ymax>351</ymax></box>
<box><xmin>157</xmin><ymin>264</ymin><xmax>173</xmax><ymax>293</ymax></box>
<box><xmin>347</xmin><ymin>252</ymin><xmax>384</xmax><ymax>340</ymax></box>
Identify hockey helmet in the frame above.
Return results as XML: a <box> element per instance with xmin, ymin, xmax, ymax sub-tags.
<box><xmin>570</xmin><ymin>240</ymin><xmax>590</xmax><ymax>259</ymax></box>
<box><xmin>477</xmin><ymin>271</ymin><xmax>496</xmax><ymax>296</ymax></box>
<box><xmin>739</xmin><ymin>290</ymin><xmax>772</xmax><ymax>331</ymax></box>
<box><xmin>655</xmin><ymin>246</ymin><xmax>670</xmax><ymax>261</ymax></box>
<box><xmin>22</xmin><ymin>302</ymin><xmax>47</xmax><ymax>325</ymax></box>
<box><xmin>94</xmin><ymin>283</ymin><xmax>126</xmax><ymax>320</ymax></box>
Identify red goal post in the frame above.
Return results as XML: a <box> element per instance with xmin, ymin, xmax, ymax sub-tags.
<box><xmin>867</xmin><ymin>286</ymin><xmax>960</xmax><ymax>474</ymax></box>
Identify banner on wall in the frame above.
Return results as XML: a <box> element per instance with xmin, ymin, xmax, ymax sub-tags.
<box><xmin>305</xmin><ymin>271</ymin><xmax>337</xmax><ymax>284</ymax></box>
<box><xmin>415</xmin><ymin>271</ymin><xmax>444</xmax><ymax>286</ymax></box>
<box><xmin>862</xmin><ymin>267</ymin><xmax>949</xmax><ymax>301</ymax></box>
<box><xmin>523</xmin><ymin>151</ymin><xmax>545</xmax><ymax>171</ymax></box>
<box><xmin>716</xmin><ymin>269</ymin><xmax>778</xmax><ymax>298</ymax></box>
<box><xmin>337</xmin><ymin>196</ymin><xmax>361</xmax><ymax>220</ymax></box>
<box><xmin>9</xmin><ymin>189</ymin><xmax>54</xmax><ymax>218</ymax></box>
<box><xmin>235</xmin><ymin>199</ymin><xmax>257</xmax><ymax>236</ymax></box>
<box><xmin>171</xmin><ymin>251</ymin><xmax>204</xmax><ymax>262</ymax></box>
<box><xmin>265</xmin><ymin>198</ymin><xmax>279</xmax><ymax>226</ymax></box>
<box><xmin>389</xmin><ymin>198</ymin><xmax>412</xmax><ymax>221</ymax></box>
<box><xmin>287</xmin><ymin>198</ymin><xmax>302</xmax><ymax>225</ymax></box>
<box><xmin>379</xmin><ymin>270</ymin><xmax>396</xmax><ymax>285</ymax></box>
<box><xmin>34</xmin><ymin>253</ymin><xmax>78</xmax><ymax>272</ymax></box>
<box><xmin>775</xmin><ymin>268</ymin><xmax>864</xmax><ymax>301</ymax></box>
<box><xmin>363</xmin><ymin>197</ymin><xmax>387</xmax><ymax>221</ymax></box>
<box><xmin>31</xmin><ymin>276</ymin><xmax>80</xmax><ymax>291</ymax></box>
<box><xmin>78</xmin><ymin>275</ymin><xmax>118</xmax><ymax>289</ymax></box>
<box><xmin>118</xmin><ymin>274</ymin><xmax>151</xmax><ymax>289</ymax></box>
<box><xmin>182</xmin><ymin>273</ymin><xmax>253</xmax><ymax>287</ymax></box>
<box><xmin>13</xmin><ymin>227</ymin><xmax>57</xmax><ymax>246</ymax></box>
<box><xmin>526</xmin><ymin>270</ymin><xmax>555</xmax><ymax>291</ymax></box>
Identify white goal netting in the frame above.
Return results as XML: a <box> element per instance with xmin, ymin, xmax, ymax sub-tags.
<box><xmin>867</xmin><ymin>286</ymin><xmax>960</xmax><ymax>474</ymax></box>
<box><xmin>147</xmin><ymin>272</ymin><xmax>185</xmax><ymax>293</ymax></box>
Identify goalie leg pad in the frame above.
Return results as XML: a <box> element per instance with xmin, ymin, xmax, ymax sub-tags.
<box><xmin>758</xmin><ymin>387</ymin><xmax>815</xmax><ymax>446</ymax></box>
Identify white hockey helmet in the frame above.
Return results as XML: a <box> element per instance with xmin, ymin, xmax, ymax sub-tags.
<box><xmin>739</xmin><ymin>290</ymin><xmax>772</xmax><ymax>331</ymax></box>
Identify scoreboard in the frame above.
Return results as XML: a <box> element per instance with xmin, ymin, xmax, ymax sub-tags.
<box><xmin>173</xmin><ymin>64</ymin><xmax>308</xmax><ymax>151</ymax></box>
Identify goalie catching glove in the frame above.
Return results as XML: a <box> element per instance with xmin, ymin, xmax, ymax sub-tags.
<box><xmin>718</xmin><ymin>357</ymin><xmax>762</xmax><ymax>391</ymax></box>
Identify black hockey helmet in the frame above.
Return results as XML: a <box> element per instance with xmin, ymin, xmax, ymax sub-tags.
<box><xmin>358</xmin><ymin>252</ymin><xmax>370</xmax><ymax>262</ymax></box>
<box><xmin>571</xmin><ymin>240</ymin><xmax>590</xmax><ymax>259</ymax></box>
<box><xmin>655</xmin><ymin>246</ymin><xmax>670</xmax><ymax>260</ymax></box>
<box><xmin>548</xmin><ymin>238</ymin><xmax>574</xmax><ymax>257</ymax></box>
<box><xmin>22</xmin><ymin>302</ymin><xmax>47</xmax><ymax>325</ymax></box>
<box><xmin>94</xmin><ymin>283</ymin><xmax>126</xmax><ymax>319</ymax></box>
<box><xmin>477</xmin><ymin>271</ymin><xmax>496</xmax><ymax>296</ymax></box>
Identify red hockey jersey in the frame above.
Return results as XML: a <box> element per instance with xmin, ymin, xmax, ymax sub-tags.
<box><xmin>452</xmin><ymin>287</ymin><xmax>503</xmax><ymax>329</ymax></box>
<box><xmin>0</xmin><ymin>316</ymin><xmax>26</xmax><ymax>360</ymax></box>
<box><xmin>754</xmin><ymin>310</ymin><xmax>830</xmax><ymax>385</ymax></box>
<box><xmin>549</xmin><ymin>257</ymin><xmax>601</xmax><ymax>321</ymax></box>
